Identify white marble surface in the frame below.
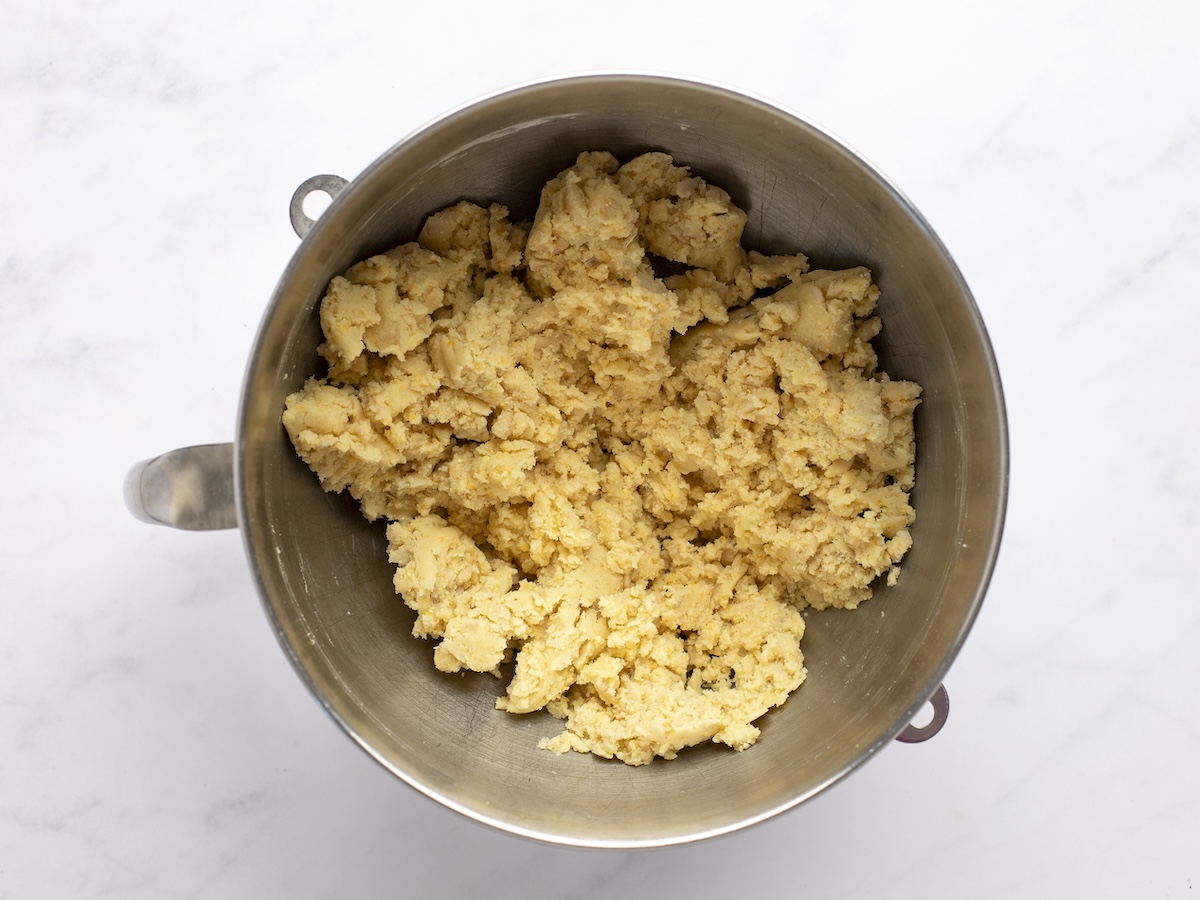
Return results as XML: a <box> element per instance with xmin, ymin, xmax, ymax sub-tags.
<box><xmin>2</xmin><ymin>0</ymin><xmax>1198</xmax><ymax>896</ymax></box>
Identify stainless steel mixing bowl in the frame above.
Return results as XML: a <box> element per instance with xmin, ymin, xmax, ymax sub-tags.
<box><xmin>127</xmin><ymin>74</ymin><xmax>1007</xmax><ymax>847</ymax></box>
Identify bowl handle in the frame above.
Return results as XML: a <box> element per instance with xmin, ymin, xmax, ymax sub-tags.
<box><xmin>289</xmin><ymin>174</ymin><xmax>348</xmax><ymax>239</ymax></box>
<box><xmin>894</xmin><ymin>683</ymin><xmax>949</xmax><ymax>743</ymax></box>
<box><xmin>124</xmin><ymin>443</ymin><xmax>237</xmax><ymax>530</ymax></box>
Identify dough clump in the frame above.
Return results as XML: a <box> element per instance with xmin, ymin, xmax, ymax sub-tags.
<box><xmin>283</xmin><ymin>151</ymin><xmax>921</xmax><ymax>765</ymax></box>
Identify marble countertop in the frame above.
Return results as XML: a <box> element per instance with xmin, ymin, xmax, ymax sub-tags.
<box><xmin>3</xmin><ymin>0</ymin><xmax>1197</xmax><ymax>896</ymax></box>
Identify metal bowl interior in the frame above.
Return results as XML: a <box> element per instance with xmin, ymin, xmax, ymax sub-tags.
<box><xmin>236</xmin><ymin>74</ymin><xmax>1007</xmax><ymax>847</ymax></box>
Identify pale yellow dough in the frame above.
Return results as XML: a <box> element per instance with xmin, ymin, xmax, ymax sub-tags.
<box><xmin>283</xmin><ymin>151</ymin><xmax>921</xmax><ymax>765</ymax></box>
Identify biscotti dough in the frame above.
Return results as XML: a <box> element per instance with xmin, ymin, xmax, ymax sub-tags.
<box><xmin>283</xmin><ymin>151</ymin><xmax>921</xmax><ymax>765</ymax></box>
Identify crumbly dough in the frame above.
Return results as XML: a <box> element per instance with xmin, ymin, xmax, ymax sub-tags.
<box><xmin>282</xmin><ymin>151</ymin><xmax>921</xmax><ymax>765</ymax></box>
